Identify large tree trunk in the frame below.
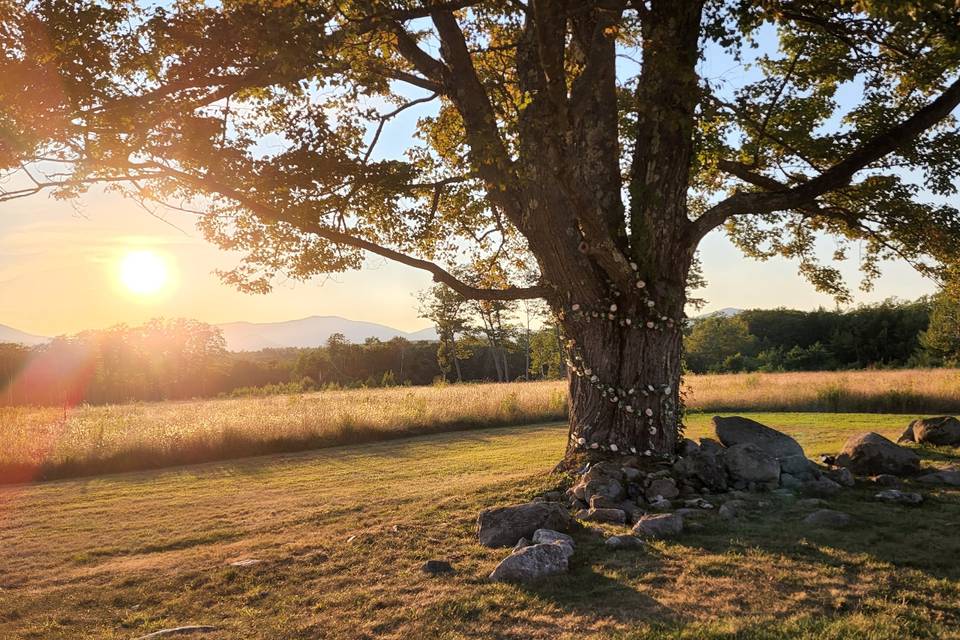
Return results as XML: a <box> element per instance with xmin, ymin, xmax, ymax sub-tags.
<box><xmin>560</xmin><ymin>289</ymin><xmax>685</xmax><ymax>464</ymax></box>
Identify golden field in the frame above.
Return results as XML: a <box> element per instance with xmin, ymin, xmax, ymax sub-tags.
<box><xmin>2</xmin><ymin>369</ymin><xmax>959</xmax><ymax>481</ymax></box>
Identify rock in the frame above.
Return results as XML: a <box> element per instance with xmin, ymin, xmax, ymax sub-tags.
<box><xmin>622</xmin><ymin>467</ymin><xmax>643</xmax><ymax>482</ymax></box>
<box><xmin>803</xmin><ymin>509</ymin><xmax>852</xmax><ymax>528</ymax></box>
<box><xmin>647</xmin><ymin>497</ymin><xmax>673</xmax><ymax>511</ymax></box>
<box><xmin>645</xmin><ymin>477</ymin><xmax>680</xmax><ymax>501</ymax></box>
<box><xmin>133</xmin><ymin>628</ymin><xmax>219</xmax><ymax>640</ymax></box>
<box><xmin>829</xmin><ymin>467</ymin><xmax>855</xmax><ymax>487</ymax></box>
<box><xmin>572</xmin><ymin>462</ymin><xmax>626</xmax><ymax>503</ymax></box>
<box><xmin>605</xmin><ymin>535</ymin><xmax>647</xmax><ymax>550</ymax></box>
<box><xmin>779</xmin><ymin>454</ymin><xmax>820</xmax><ymax>480</ymax></box>
<box><xmin>619</xmin><ymin>501</ymin><xmax>646</xmax><ymax>524</ymax></box>
<box><xmin>589</xmin><ymin>494</ymin><xmax>620</xmax><ymax>509</ymax></box>
<box><xmin>834</xmin><ymin>432</ymin><xmax>920</xmax><ymax>477</ymax></box>
<box><xmin>673</xmin><ymin>451</ymin><xmax>728</xmax><ymax>492</ymax></box>
<box><xmin>916</xmin><ymin>470</ymin><xmax>960</xmax><ymax>486</ymax></box>
<box><xmin>698</xmin><ymin>438</ymin><xmax>725</xmax><ymax>455</ymax></box>
<box><xmin>899</xmin><ymin>416</ymin><xmax>960</xmax><ymax>446</ymax></box>
<box><xmin>718</xmin><ymin>499</ymin><xmax>748</xmax><ymax>519</ymax></box>
<box><xmin>422</xmin><ymin>560</ymin><xmax>455</xmax><ymax>575</ymax></box>
<box><xmin>683</xmin><ymin>497</ymin><xmax>715</xmax><ymax>509</ymax></box>
<box><xmin>723</xmin><ymin>443</ymin><xmax>781</xmax><ymax>487</ymax></box>
<box><xmin>541</xmin><ymin>490</ymin><xmax>563</xmax><ymax>502</ymax></box>
<box><xmin>771</xmin><ymin>488</ymin><xmax>796</xmax><ymax>499</ymax></box>
<box><xmin>532</xmin><ymin>528</ymin><xmax>574</xmax><ymax>548</ymax></box>
<box><xmin>797</xmin><ymin>498</ymin><xmax>828</xmax><ymax>509</ymax></box>
<box><xmin>874</xmin><ymin>490</ymin><xmax>923</xmax><ymax>505</ymax></box>
<box><xmin>477</xmin><ymin>502</ymin><xmax>571</xmax><ymax>547</ymax></box>
<box><xmin>801</xmin><ymin>477</ymin><xmax>842</xmax><ymax>498</ymax></box>
<box><xmin>632</xmin><ymin>513</ymin><xmax>684</xmax><ymax>539</ymax></box>
<box><xmin>580</xmin><ymin>508</ymin><xmax>627</xmax><ymax>524</ymax></box>
<box><xmin>712</xmin><ymin>416</ymin><xmax>804</xmax><ymax>459</ymax></box>
<box><xmin>512</xmin><ymin>537</ymin><xmax>530</xmax><ymax>553</ymax></box>
<box><xmin>678</xmin><ymin>438</ymin><xmax>700</xmax><ymax>457</ymax></box>
<box><xmin>779</xmin><ymin>473</ymin><xmax>803</xmax><ymax>489</ymax></box>
<box><xmin>872</xmin><ymin>474</ymin><xmax>901</xmax><ymax>488</ymax></box>
<box><xmin>489</xmin><ymin>543</ymin><xmax>569</xmax><ymax>583</ymax></box>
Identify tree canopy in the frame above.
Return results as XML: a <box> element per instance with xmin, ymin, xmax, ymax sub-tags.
<box><xmin>3</xmin><ymin>0</ymin><xmax>959</xmax><ymax>304</ymax></box>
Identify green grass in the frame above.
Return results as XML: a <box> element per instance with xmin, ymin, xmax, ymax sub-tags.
<box><xmin>2</xmin><ymin>414</ymin><xmax>959</xmax><ymax>639</ymax></box>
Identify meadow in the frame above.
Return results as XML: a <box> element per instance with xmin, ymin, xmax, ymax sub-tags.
<box><xmin>2</xmin><ymin>417</ymin><xmax>959</xmax><ymax>639</ymax></box>
<box><xmin>2</xmin><ymin>369</ymin><xmax>959</xmax><ymax>482</ymax></box>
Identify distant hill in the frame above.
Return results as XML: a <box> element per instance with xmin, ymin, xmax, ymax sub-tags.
<box><xmin>0</xmin><ymin>324</ymin><xmax>49</xmax><ymax>346</ymax></box>
<box><xmin>216</xmin><ymin>316</ymin><xmax>438</xmax><ymax>351</ymax></box>
<box><xmin>696</xmin><ymin>307</ymin><xmax>744</xmax><ymax>320</ymax></box>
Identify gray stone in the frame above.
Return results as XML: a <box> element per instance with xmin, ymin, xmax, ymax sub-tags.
<box><xmin>605</xmin><ymin>535</ymin><xmax>647</xmax><ymax>550</ymax></box>
<box><xmin>718</xmin><ymin>499</ymin><xmax>748</xmax><ymax>519</ymax></box>
<box><xmin>779</xmin><ymin>454</ymin><xmax>819</xmax><ymax>480</ymax></box>
<box><xmin>801</xmin><ymin>477</ymin><xmax>842</xmax><ymax>498</ymax></box>
<box><xmin>647</xmin><ymin>496</ymin><xmax>673</xmax><ymax>511</ymax></box>
<box><xmin>541</xmin><ymin>491</ymin><xmax>563</xmax><ymax>502</ymax></box>
<box><xmin>622</xmin><ymin>467</ymin><xmax>642</xmax><ymax>482</ymax></box>
<box><xmin>673</xmin><ymin>450</ymin><xmax>728</xmax><ymax>492</ymax></box>
<box><xmin>712</xmin><ymin>416</ymin><xmax>804</xmax><ymax>459</ymax></box>
<box><xmin>422</xmin><ymin>560</ymin><xmax>455</xmax><ymax>575</ymax></box>
<box><xmin>872</xmin><ymin>474</ymin><xmax>901</xmax><ymax>488</ymax></box>
<box><xmin>916</xmin><ymin>470</ymin><xmax>960</xmax><ymax>486</ymax></box>
<box><xmin>829</xmin><ymin>467</ymin><xmax>855</xmax><ymax>487</ymax></box>
<box><xmin>532</xmin><ymin>528</ymin><xmax>574</xmax><ymax>549</ymax></box>
<box><xmin>683</xmin><ymin>497</ymin><xmax>715</xmax><ymax>509</ymax></box>
<box><xmin>899</xmin><ymin>416</ymin><xmax>960</xmax><ymax>446</ymax></box>
<box><xmin>589</xmin><ymin>494</ymin><xmax>620</xmax><ymax>509</ymax></box>
<box><xmin>619</xmin><ymin>501</ymin><xmax>646</xmax><ymax>523</ymax></box>
<box><xmin>674</xmin><ymin>507</ymin><xmax>711</xmax><ymax>519</ymax></box>
<box><xmin>645</xmin><ymin>477</ymin><xmax>680</xmax><ymax>501</ymax></box>
<box><xmin>572</xmin><ymin>462</ymin><xmax>626</xmax><ymax>503</ymax></box>
<box><xmin>698</xmin><ymin>437</ymin><xmax>725</xmax><ymax>455</ymax></box>
<box><xmin>489</xmin><ymin>543</ymin><xmax>569</xmax><ymax>582</ymax></box>
<box><xmin>632</xmin><ymin>513</ymin><xmax>684</xmax><ymax>539</ymax></box>
<box><xmin>874</xmin><ymin>489</ymin><xmax>923</xmax><ymax>505</ymax></box>
<box><xmin>477</xmin><ymin>502</ymin><xmax>571</xmax><ymax>547</ymax></box>
<box><xmin>678</xmin><ymin>438</ymin><xmax>700</xmax><ymax>457</ymax></box>
<box><xmin>834</xmin><ymin>432</ymin><xmax>920</xmax><ymax>476</ymax></box>
<box><xmin>512</xmin><ymin>537</ymin><xmax>530</xmax><ymax>553</ymax></box>
<box><xmin>771</xmin><ymin>488</ymin><xmax>796</xmax><ymax>499</ymax></box>
<box><xmin>723</xmin><ymin>443</ymin><xmax>781</xmax><ymax>486</ymax></box>
<box><xmin>779</xmin><ymin>473</ymin><xmax>803</xmax><ymax>489</ymax></box>
<box><xmin>803</xmin><ymin>509</ymin><xmax>852</xmax><ymax>528</ymax></box>
<box><xmin>581</xmin><ymin>508</ymin><xmax>627</xmax><ymax>524</ymax></box>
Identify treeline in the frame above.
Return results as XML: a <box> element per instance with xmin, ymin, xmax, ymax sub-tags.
<box><xmin>0</xmin><ymin>319</ymin><xmax>565</xmax><ymax>406</ymax></box>
<box><xmin>685</xmin><ymin>296</ymin><xmax>959</xmax><ymax>373</ymax></box>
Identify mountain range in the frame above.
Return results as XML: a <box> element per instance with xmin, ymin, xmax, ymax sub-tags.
<box><xmin>0</xmin><ymin>316</ymin><xmax>437</xmax><ymax>352</ymax></box>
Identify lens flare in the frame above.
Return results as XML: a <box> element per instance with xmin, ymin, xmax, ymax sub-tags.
<box><xmin>119</xmin><ymin>250</ymin><xmax>168</xmax><ymax>295</ymax></box>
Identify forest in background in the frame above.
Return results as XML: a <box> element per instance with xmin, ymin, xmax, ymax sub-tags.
<box><xmin>0</xmin><ymin>293</ymin><xmax>958</xmax><ymax>407</ymax></box>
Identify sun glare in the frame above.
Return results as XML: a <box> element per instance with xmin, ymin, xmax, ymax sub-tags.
<box><xmin>119</xmin><ymin>250</ymin><xmax>169</xmax><ymax>295</ymax></box>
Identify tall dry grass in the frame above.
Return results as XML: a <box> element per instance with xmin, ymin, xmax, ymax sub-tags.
<box><xmin>0</xmin><ymin>381</ymin><xmax>567</xmax><ymax>482</ymax></box>
<box><xmin>2</xmin><ymin>369</ymin><xmax>958</xmax><ymax>483</ymax></box>
<box><xmin>685</xmin><ymin>368</ymin><xmax>960</xmax><ymax>414</ymax></box>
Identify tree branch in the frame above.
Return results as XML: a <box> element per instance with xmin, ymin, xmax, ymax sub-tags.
<box><xmin>693</xmin><ymin>75</ymin><xmax>960</xmax><ymax>241</ymax></box>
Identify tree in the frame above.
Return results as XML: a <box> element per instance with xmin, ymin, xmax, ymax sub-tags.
<box><xmin>922</xmin><ymin>290</ymin><xmax>960</xmax><ymax>364</ymax></box>
<box><xmin>685</xmin><ymin>315</ymin><xmax>757</xmax><ymax>373</ymax></box>
<box><xmin>418</xmin><ymin>284</ymin><xmax>472</xmax><ymax>382</ymax></box>
<box><xmin>4</xmin><ymin>1</ymin><xmax>960</xmax><ymax>463</ymax></box>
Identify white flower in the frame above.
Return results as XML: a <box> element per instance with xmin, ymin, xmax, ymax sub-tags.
<box><xmin>590</xmin><ymin>375</ymin><xmax>598</xmax><ymax>382</ymax></box>
<box><xmin>610</xmin><ymin>444</ymin><xmax>618</xmax><ymax>452</ymax></box>
<box><xmin>636</xmin><ymin>280</ymin><xmax>645</xmax><ymax>288</ymax></box>
<box><xmin>648</xmin><ymin>427</ymin><xmax>657</xmax><ymax>435</ymax></box>
<box><xmin>644</xmin><ymin>408</ymin><xmax>653</xmax><ymax>416</ymax></box>
<box><xmin>630</xmin><ymin>262</ymin><xmax>638</xmax><ymax>270</ymax></box>
<box><xmin>625</xmin><ymin>318</ymin><xmax>632</xmax><ymax>325</ymax></box>
<box><xmin>646</xmin><ymin>321</ymin><xmax>655</xmax><ymax>329</ymax></box>
<box><xmin>590</xmin><ymin>442</ymin><xmax>599</xmax><ymax>449</ymax></box>
<box><xmin>584</xmin><ymin>368</ymin><xmax>592</xmax><ymax>375</ymax></box>
<box><xmin>664</xmin><ymin>386</ymin><xmax>671</xmax><ymax>394</ymax></box>
<box><xmin>577</xmin><ymin>437</ymin><xmax>586</xmax><ymax>445</ymax></box>
<box><xmin>610</xmin><ymin>304</ymin><xmax>617</xmax><ymax>312</ymax></box>
<box><xmin>625</xmin><ymin>405</ymin><xmax>634</xmax><ymax>413</ymax></box>
<box><xmin>630</xmin><ymin>447</ymin><xmax>637</xmax><ymax>453</ymax></box>
<box><xmin>572</xmin><ymin>303</ymin><xmax>580</xmax><ymax>311</ymax></box>
<box><xmin>643</xmin><ymin>450</ymin><xmax>652</xmax><ymax>456</ymax></box>
<box><xmin>610</xmin><ymin>396</ymin><xmax>618</xmax><ymax>403</ymax></box>
<box><xmin>647</xmin><ymin>300</ymin><xmax>655</xmax><ymax>307</ymax></box>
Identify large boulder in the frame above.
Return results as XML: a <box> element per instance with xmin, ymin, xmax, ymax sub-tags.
<box><xmin>803</xmin><ymin>509</ymin><xmax>852</xmax><ymax>529</ymax></box>
<box><xmin>645</xmin><ymin>477</ymin><xmax>680</xmax><ymax>501</ymax></box>
<box><xmin>712</xmin><ymin>416</ymin><xmax>804</xmax><ymax>460</ymax></box>
<box><xmin>899</xmin><ymin>416</ymin><xmax>960</xmax><ymax>446</ymax></box>
<box><xmin>477</xmin><ymin>502</ymin><xmax>571</xmax><ymax>547</ymax></box>
<box><xmin>488</xmin><ymin>543</ymin><xmax>569</xmax><ymax>582</ymax></box>
<box><xmin>834</xmin><ymin>432</ymin><xmax>920</xmax><ymax>477</ymax></box>
<box><xmin>916</xmin><ymin>470</ymin><xmax>960</xmax><ymax>486</ymax></box>
<box><xmin>723</xmin><ymin>443</ymin><xmax>781</xmax><ymax>488</ymax></box>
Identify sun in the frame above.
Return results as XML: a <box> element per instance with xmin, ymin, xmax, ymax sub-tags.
<box><xmin>119</xmin><ymin>250</ymin><xmax>169</xmax><ymax>295</ymax></box>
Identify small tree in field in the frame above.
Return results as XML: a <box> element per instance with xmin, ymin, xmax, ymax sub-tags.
<box><xmin>3</xmin><ymin>1</ymin><xmax>960</xmax><ymax>464</ymax></box>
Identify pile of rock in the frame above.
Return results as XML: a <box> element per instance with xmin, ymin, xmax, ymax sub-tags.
<box><xmin>474</xmin><ymin>414</ymin><xmax>958</xmax><ymax>583</ymax></box>
<box><xmin>898</xmin><ymin>416</ymin><xmax>960</xmax><ymax>447</ymax></box>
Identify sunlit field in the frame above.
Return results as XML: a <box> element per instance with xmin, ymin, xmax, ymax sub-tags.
<box><xmin>2</xmin><ymin>369</ymin><xmax>959</xmax><ymax>482</ymax></box>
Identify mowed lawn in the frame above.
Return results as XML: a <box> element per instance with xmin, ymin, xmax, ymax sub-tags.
<box><xmin>2</xmin><ymin>413</ymin><xmax>960</xmax><ymax>639</ymax></box>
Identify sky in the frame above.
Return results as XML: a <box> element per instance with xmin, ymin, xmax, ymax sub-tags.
<box><xmin>0</xmin><ymin>19</ymin><xmax>944</xmax><ymax>338</ymax></box>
